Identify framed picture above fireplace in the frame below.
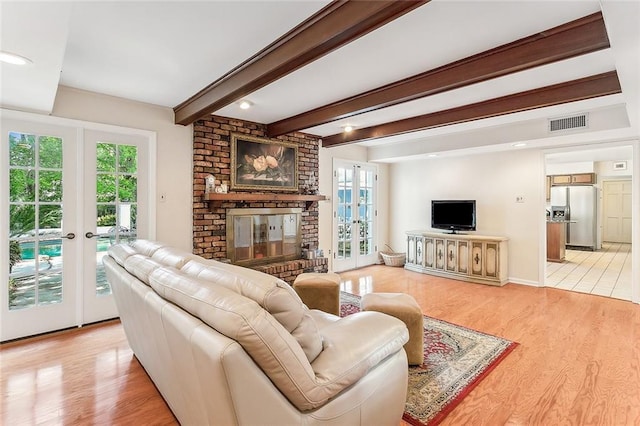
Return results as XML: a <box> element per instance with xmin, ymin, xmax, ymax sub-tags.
<box><xmin>231</xmin><ymin>133</ymin><xmax>298</xmax><ymax>192</ymax></box>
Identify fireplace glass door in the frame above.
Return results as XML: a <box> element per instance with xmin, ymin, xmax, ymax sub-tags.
<box><xmin>227</xmin><ymin>208</ymin><xmax>301</xmax><ymax>265</ymax></box>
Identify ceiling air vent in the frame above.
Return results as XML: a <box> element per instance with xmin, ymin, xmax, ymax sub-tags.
<box><xmin>548</xmin><ymin>113</ymin><xmax>588</xmax><ymax>132</ymax></box>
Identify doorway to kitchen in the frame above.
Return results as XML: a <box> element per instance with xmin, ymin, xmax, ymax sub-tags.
<box><xmin>544</xmin><ymin>145</ymin><xmax>635</xmax><ymax>302</ymax></box>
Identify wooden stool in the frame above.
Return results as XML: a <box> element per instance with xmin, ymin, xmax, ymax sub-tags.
<box><xmin>293</xmin><ymin>272</ymin><xmax>341</xmax><ymax>316</ymax></box>
<box><xmin>361</xmin><ymin>293</ymin><xmax>424</xmax><ymax>365</ymax></box>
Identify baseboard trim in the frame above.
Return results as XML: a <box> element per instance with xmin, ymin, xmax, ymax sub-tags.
<box><xmin>507</xmin><ymin>278</ymin><xmax>541</xmax><ymax>287</ymax></box>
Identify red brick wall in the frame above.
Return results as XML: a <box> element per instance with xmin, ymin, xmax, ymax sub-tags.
<box><xmin>192</xmin><ymin>115</ymin><xmax>325</xmax><ymax>282</ymax></box>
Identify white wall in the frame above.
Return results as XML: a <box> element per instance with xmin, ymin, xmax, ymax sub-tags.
<box><xmin>546</xmin><ymin>161</ymin><xmax>595</xmax><ymax>174</ymax></box>
<box><xmin>318</xmin><ymin>144</ymin><xmax>389</xmax><ymax>271</ymax></box>
<box><xmin>389</xmin><ymin>149</ymin><xmax>544</xmax><ymax>284</ymax></box>
<box><xmin>52</xmin><ymin>86</ymin><xmax>193</xmax><ymax>251</ymax></box>
<box><xmin>596</xmin><ymin>159</ymin><xmax>634</xmax><ymax>179</ymax></box>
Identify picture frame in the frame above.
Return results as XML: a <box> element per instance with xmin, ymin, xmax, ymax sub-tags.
<box><xmin>613</xmin><ymin>161</ymin><xmax>627</xmax><ymax>171</ymax></box>
<box><xmin>231</xmin><ymin>133</ymin><xmax>298</xmax><ymax>192</ymax></box>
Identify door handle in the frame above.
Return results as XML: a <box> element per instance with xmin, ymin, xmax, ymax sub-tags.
<box><xmin>61</xmin><ymin>232</ymin><xmax>76</xmax><ymax>240</ymax></box>
<box><xmin>85</xmin><ymin>232</ymin><xmax>101</xmax><ymax>239</ymax></box>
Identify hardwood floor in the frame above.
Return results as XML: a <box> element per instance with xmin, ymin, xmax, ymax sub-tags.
<box><xmin>2</xmin><ymin>265</ymin><xmax>639</xmax><ymax>425</ymax></box>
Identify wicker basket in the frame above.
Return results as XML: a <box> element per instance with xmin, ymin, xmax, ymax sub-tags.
<box><xmin>380</xmin><ymin>251</ymin><xmax>406</xmax><ymax>267</ymax></box>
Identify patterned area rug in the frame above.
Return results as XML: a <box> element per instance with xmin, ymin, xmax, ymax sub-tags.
<box><xmin>340</xmin><ymin>292</ymin><xmax>518</xmax><ymax>426</ymax></box>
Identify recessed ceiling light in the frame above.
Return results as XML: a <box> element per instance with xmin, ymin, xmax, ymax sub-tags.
<box><xmin>512</xmin><ymin>142</ymin><xmax>527</xmax><ymax>147</ymax></box>
<box><xmin>0</xmin><ymin>51</ymin><xmax>32</xmax><ymax>66</ymax></box>
<box><xmin>427</xmin><ymin>154</ymin><xmax>438</xmax><ymax>158</ymax></box>
<box><xmin>238</xmin><ymin>100</ymin><xmax>252</xmax><ymax>110</ymax></box>
<box><xmin>343</xmin><ymin>125</ymin><xmax>354</xmax><ymax>133</ymax></box>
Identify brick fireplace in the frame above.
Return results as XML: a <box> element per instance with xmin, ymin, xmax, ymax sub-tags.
<box><xmin>192</xmin><ymin>115</ymin><xmax>328</xmax><ymax>284</ymax></box>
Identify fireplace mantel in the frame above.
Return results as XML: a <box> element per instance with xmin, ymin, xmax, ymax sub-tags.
<box><xmin>205</xmin><ymin>193</ymin><xmax>326</xmax><ymax>209</ymax></box>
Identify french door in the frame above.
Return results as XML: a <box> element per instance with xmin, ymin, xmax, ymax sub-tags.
<box><xmin>2</xmin><ymin>118</ymin><xmax>150</xmax><ymax>341</ymax></box>
<box><xmin>332</xmin><ymin>160</ymin><xmax>378</xmax><ymax>272</ymax></box>
<box><xmin>82</xmin><ymin>130</ymin><xmax>149</xmax><ymax>324</ymax></box>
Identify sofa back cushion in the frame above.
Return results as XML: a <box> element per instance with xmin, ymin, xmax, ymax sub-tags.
<box><xmin>181</xmin><ymin>260</ymin><xmax>323</xmax><ymax>363</ymax></box>
<box><xmin>108</xmin><ymin>241</ymin><xmax>323</xmax><ymax>363</ymax></box>
<box><xmin>148</xmin><ymin>267</ymin><xmax>323</xmax><ymax>410</ymax></box>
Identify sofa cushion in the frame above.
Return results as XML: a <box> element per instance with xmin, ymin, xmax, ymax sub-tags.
<box><xmin>152</xmin><ymin>246</ymin><xmax>199</xmax><ymax>269</ymax></box>
<box><xmin>108</xmin><ymin>243</ymin><xmax>138</xmax><ymax>265</ymax></box>
<box><xmin>122</xmin><ymin>254</ymin><xmax>165</xmax><ymax>286</ymax></box>
<box><xmin>181</xmin><ymin>260</ymin><xmax>323</xmax><ymax>363</ymax></box>
<box><xmin>130</xmin><ymin>239</ymin><xmax>164</xmax><ymax>257</ymax></box>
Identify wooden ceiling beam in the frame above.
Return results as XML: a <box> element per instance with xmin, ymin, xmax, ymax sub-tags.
<box><xmin>267</xmin><ymin>12</ymin><xmax>609</xmax><ymax>137</ymax></box>
<box><xmin>320</xmin><ymin>71</ymin><xmax>621</xmax><ymax>147</ymax></box>
<box><xmin>173</xmin><ymin>0</ymin><xmax>428</xmax><ymax>126</ymax></box>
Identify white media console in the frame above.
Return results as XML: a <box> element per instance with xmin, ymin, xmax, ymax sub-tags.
<box><xmin>405</xmin><ymin>231</ymin><xmax>508</xmax><ymax>286</ymax></box>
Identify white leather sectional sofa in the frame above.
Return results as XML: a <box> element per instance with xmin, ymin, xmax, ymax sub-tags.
<box><xmin>103</xmin><ymin>240</ymin><xmax>409</xmax><ymax>425</ymax></box>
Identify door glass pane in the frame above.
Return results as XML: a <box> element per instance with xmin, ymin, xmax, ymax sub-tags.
<box><xmin>97</xmin><ymin>143</ymin><xmax>116</xmax><ymax>172</ymax></box>
<box><xmin>8</xmin><ymin>132</ymin><xmax>64</xmax><ymax>310</ymax></box>
<box><xmin>9</xmin><ymin>169</ymin><xmax>35</xmax><ymax>202</ymax></box>
<box><xmin>359</xmin><ymin>169</ymin><xmax>374</xmax><ymax>256</ymax></box>
<box><xmin>118</xmin><ymin>175</ymin><xmax>137</xmax><ymax>202</ymax></box>
<box><xmin>39</xmin><ymin>136</ymin><xmax>62</xmax><ymax>168</ymax></box>
<box><xmin>95</xmin><ymin>142</ymin><xmax>138</xmax><ymax>296</ymax></box>
<box><xmin>96</xmin><ymin>175</ymin><xmax>117</xmax><ymax>202</ymax></box>
<box><xmin>39</xmin><ymin>171</ymin><xmax>62</xmax><ymax>202</ymax></box>
<box><xmin>9</xmin><ymin>132</ymin><xmax>35</xmax><ymax>166</ymax></box>
<box><xmin>118</xmin><ymin>145</ymin><xmax>137</xmax><ymax>173</ymax></box>
<box><xmin>253</xmin><ymin>216</ymin><xmax>268</xmax><ymax>260</ymax></box>
<box><xmin>336</xmin><ymin>166</ymin><xmax>353</xmax><ymax>260</ymax></box>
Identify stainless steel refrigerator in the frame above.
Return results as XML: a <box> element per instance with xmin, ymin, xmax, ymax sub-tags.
<box><xmin>550</xmin><ymin>185</ymin><xmax>599</xmax><ymax>250</ymax></box>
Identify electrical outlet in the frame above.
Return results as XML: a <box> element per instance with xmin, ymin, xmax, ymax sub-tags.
<box><xmin>516</xmin><ymin>196</ymin><xmax>524</xmax><ymax>203</ymax></box>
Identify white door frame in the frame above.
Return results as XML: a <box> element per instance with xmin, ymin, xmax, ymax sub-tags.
<box><xmin>1</xmin><ymin>109</ymin><xmax>156</xmax><ymax>341</ymax></box>
<box><xmin>332</xmin><ymin>159</ymin><xmax>378</xmax><ymax>272</ymax></box>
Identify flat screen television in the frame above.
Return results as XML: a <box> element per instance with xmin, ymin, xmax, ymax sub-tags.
<box><xmin>431</xmin><ymin>200</ymin><xmax>476</xmax><ymax>233</ymax></box>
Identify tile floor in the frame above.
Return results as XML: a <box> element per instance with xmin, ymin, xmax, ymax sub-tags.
<box><xmin>546</xmin><ymin>242</ymin><xmax>632</xmax><ymax>301</ymax></box>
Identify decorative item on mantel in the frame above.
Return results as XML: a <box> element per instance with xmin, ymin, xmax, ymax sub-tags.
<box><xmin>204</xmin><ymin>174</ymin><xmax>215</xmax><ymax>194</ymax></box>
<box><xmin>301</xmin><ymin>172</ymin><xmax>318</xmax><ymax>195</ymax></box>
<box><xmin>205</xmin><ymin>174</ymin><xmax>228</xmax><ymax>194</ymax></box>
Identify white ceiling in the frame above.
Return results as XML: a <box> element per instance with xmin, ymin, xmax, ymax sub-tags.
<box><xmin>1</xmin><ymin>0</ymin><xmax>638</xmax><ymax>163</ymax></box>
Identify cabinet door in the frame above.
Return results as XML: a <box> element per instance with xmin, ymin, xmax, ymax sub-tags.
<box><xmin>485</xmin><ymin>242</ymin><xmax>499</xmax><ymax>278</ymax></box>
<box><xmin>552</xmin><ymin>175</ymin><xmax>571</xmax><ymax>185</ymax></box>
<box><xmin>424</xmin><ymin>237</ymin><xmax>434</xmax><ymax>268</ymax></box>
<box><xmin>435</xmin><ymin>239</ymin><xmax>445</xmax><ymax>270</ymax></box>
<box><xmin>458</xmin><ymin>241</ymin><xmax>469</xmax><ymax>274</ymax></box>
<box><xmin>407</xmin><ymin>236</ymin><xmax>416</xmax><ymax>264</ymax></box>
<box><xmin>416</xmin><ymin>237</ymin><xmax>424</xmax><ymax>266</ymax></box>
<box><xmin>471</xmin><ymin>242</ymin><xmax>483</xmax><ymax>277</ymax></box>
<box><xmin>446</xmin><ymin>240</ymin><xmax>457</xmax><ymax>272</ymax></box>
<box><xmin>571</xmin><ymin>173</ymin><xmax>595</xmax><ymax>184</ymax></box>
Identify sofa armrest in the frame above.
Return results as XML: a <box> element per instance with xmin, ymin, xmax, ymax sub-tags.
<box><xmin>311</xmin><ymin>311</ymin><xmax>409</xmax><ymax>383</ymax></box>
